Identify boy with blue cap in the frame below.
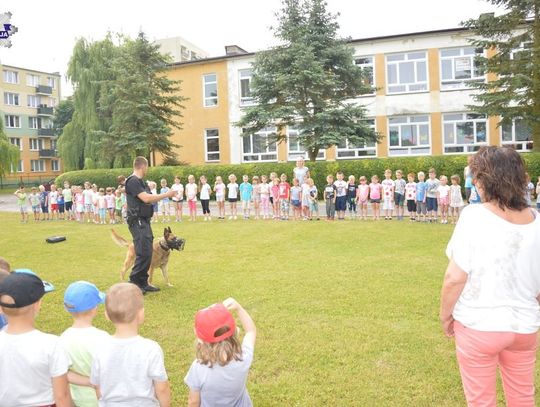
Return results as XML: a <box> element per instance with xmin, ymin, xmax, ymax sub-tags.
<box><xmin>59</xmin><ymin>281</ymin><xmax>109</xmax><ymax>407</ymax></box>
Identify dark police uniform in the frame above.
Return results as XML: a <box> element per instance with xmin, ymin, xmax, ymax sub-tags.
<box><xmin>125</xmin><ymin>174</ymin><xmax>154</xmax><ymax>288</ymax></box>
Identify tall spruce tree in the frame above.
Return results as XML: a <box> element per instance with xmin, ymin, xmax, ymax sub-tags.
<box><xmin>0</xmin><ymin>116</ymin><xmax>20</xmax><ymax>180</ymax></box>
<box><xmin>236</xmin><ymin>0</ymin><xmax>377</xmax><ymax>161</ymax></box>
<box><xmin>464</xmin><ymin>1</ymin><xmax>540</xmax><ymax>151</ymax></box>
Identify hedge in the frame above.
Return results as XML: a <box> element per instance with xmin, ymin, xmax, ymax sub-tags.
<box><xmin>55</xmin><ymin>153</ymin><xmax>540</xmax><ymax>196</ymax></box>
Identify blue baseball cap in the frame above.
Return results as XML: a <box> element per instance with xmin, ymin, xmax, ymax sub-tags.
<box><xmin>13</xmin><ymin>269</ymin><xmax>55</xmax><ymax>293</ymax></box>
<box><xmin>63</xmin><ymin>281</ymin><xmax>105</xmax><ymax>313</ymax></box>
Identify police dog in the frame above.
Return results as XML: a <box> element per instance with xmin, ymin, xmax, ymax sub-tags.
<box><xmin>110</xmin><ymin>227</ymin><xmax>185</xmax><ymax>287</ymax></box>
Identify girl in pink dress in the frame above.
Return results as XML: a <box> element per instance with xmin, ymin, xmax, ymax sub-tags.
<box><xmin>356</xmin><ymin>176</ymin><xmax>370</xmax><ymax>220</ymax></box>
<box><xmin>369</xmin><ymin>175</ymin><xmax>382</xmax><ymax>220</ymax></box>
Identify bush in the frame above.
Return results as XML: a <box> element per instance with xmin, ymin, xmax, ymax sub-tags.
<box><xmin>56</xmin><ymin>153</ymin><xmax>540</xmax><ymax>196</ymax></box>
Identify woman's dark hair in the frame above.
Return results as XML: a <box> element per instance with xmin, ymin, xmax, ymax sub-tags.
<box><xmin>470</xmin><ymin>146</ymin><xmax>528</xmax><ymax>210</ymax></box>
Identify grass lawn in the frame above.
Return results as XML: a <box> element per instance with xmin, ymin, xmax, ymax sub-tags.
<box><xmin>0</xmin><ymin>212</ymin><xmax>533</xmax><ymax>406</ymax></box>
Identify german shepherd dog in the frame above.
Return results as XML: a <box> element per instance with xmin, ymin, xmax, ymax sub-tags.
<box><xmin>110</xmin><ymin>227</ymin><xmax>185</xmax><ymax>287</ymax></box>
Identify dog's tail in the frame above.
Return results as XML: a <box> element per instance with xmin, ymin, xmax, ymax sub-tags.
<box><xmin>110</xmin><ymin>229</ymin><xmax>130</xmax><ymax>248</ymax></box>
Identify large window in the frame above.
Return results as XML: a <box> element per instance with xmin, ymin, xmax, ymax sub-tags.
<box><xmin>501</xmin><ymin>119</ymin><xmax>533</xmax><ymax>152</ymax></box>
<box><xmin>203</xmin><ymin>74</ymin><xmax>218</xmax><ymax>107</ymax></box>
<box><xmin>10</xmin><ymin>160</ymin><xmax>23</xmax><ymax>173</ymax></box>
<box><xmin>52</xmin><ymin>160</ymin><xmax>60</xmax><ymax>172</ymax></box>
<box><xmin>443</xmin><ymin>113</ymin><xmax>487</xmax><ymax>153</ymax></box>
<box><xmin>386</xmin><ymin>51</ymin><xmax>428</xmax><ymax>94</ymax></box>
<box><xmin>287</xmin><ymin>127</ymin><xmax>325</xmax><ymax>160</ymax></box>
<box><xmin>29</xmin><ymin>117</ymin><xmax>39</xmax><ymax>129</ymax></box>
<box><xmin>355</xmin><ymin>56</ymin><xmax>375</xmax><ymax>93</ymax></box>
<box><xmin>31</xmin><ymin>159</ymin><xmax>45</xmax><ymax>172</ymax></box>
<box><xmin>27</xmin><ymin>95</ymin><xmax>40</xmax><ymax>108</ymax></box>
<box><xmin>388</xmin><ymin>115</ymin><xmax>431</xmax><ymax>156</ymax></box>
<box><xmin>51</xmin><ymin>139</ymin><xmax>58</xmax><ymax>150</ymax></box>
<box><xmin>239</xmin><ymin>69</ymin><xmax>254</xmax><ymax>106</ymax></box>
<box><xmin>47</xmin><ymin>77</ymin><xmax>56</xmax><ymax>88</ymax></box>
<box><xmin>9</xmin><ymin>137</ymin><xmax>22</xmax><ymax>151</ymax></box>
<box><xmin>4</xmin><ymin>115</ymin><xmax>20</xmax><ymax>128</ymax></box>
<box><xmin>4</xmin><ymin>92</ymin><xmax>20</xmax><ymax>106</ymax></box>
<box><xmin>204</xmin><ymin>129</ymin><xmax>220</xmax><ymax>162</ymax></box>
<box><xmin>3</xmin><ymin>70</ymin><xmax>18</xmax><ymax>84</ymax></box>
<box><xmin>440</xmin><ymin>47</ymin><xmax>484</xmax><ymax>90</ymax></box>
<box><xmin>26</xmin><ymin>74</ymin><xmax>39</xmax><ymax>87</ymax></box>
<box><xmin>242</xmin><ymin>127</ymin><xmax>278</xmax><ymax>162</ymax></box>
<box><xmin>29</xmin><ymin>138</ymin><xmax>43</xmax><ymax>151</ymax></box>
<box><xmin>337</xmin><ymin>119</ymin><xmax>377</xmax><ymax>159</ymax></box>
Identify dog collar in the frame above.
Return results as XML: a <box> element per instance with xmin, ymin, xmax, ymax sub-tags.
<box><xmin>159</xmin><ymin>240</ymin><xmax>170</xmax><ymax>251</ymax></box>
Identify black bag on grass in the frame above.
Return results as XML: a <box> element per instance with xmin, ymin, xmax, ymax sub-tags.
<box><xmin>46</xmin><ymin>236</ymin><xmax>66</xmax><ymax>244</ymax></box>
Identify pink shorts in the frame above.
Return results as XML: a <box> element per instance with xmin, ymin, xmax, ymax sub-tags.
<box><xmin>188</xmin><ymin>200</ymin><xmax>196</xmax><ymax>211</ymax></box>
<box><xmin>439</xmin><ymin>197</ymin><xmax>449</xmax><ymax>206</ymax></box>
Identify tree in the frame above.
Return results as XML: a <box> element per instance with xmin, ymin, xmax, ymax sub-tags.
<box><xmin>0</xmin><ymin>116</ymin><xmax>20</xmax><ymax>180</ymax></box>
<box><xmin>236</xmin><ymin>0</ymin><xmax>378</xmax><ymax>161</ymax></box>
<box><xmin>53</xmin><ymin>97</ymin><xmax>74</xmax><ymax>137</ymax></box>
<box><xmin>463</xmin><ymin>1</ymin><xmax>540</xmax><ymax>151</ymax></box>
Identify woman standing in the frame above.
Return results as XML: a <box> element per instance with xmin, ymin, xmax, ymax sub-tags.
<box><xmin>293</xmin><ymin>157</ymin><xmax>310</xmax><ymax>186</ymax></box>
<box><xmin>440</xmin><ymin>146</ymin><xmax>540</xmax><ymax>407</ymax></box>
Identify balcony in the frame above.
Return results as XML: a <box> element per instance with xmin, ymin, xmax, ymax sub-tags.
<box><xmin>38</xmin><ymin>128</ymin><xmax>54</xmax><ymax>137</ymax></box>
<box><xmin>37</xmin><ymin>105</ymin><xmax>54</xmax><ymax>116</ymax></box>
<box><xmin>39</xmin><ymin>149</ymin><xmax>57</xmax><ymax>158</ymax></box>
<box><xmin>36</xmin><ymin>85</ymin><xmax>53</xmax><ymax>95</ymax></box>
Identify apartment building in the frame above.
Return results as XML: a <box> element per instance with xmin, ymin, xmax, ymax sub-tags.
<box><xmin>162</xmin><ymin>26</ymin><xmax>533</xmax><ymax>166</ymax></box>
<box><xmin>155</xmin><ymin>36</ymin><xmax>209</xmax><ymax>63</ymax></box>
<box><xmin>1</xmin><ymin>64</ymin><xmax>61</xmax><ymax>184</ymax></box>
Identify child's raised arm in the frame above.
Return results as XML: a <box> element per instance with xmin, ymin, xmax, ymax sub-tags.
<box><xmin>223</xmin><ymin>298</ymin><xmax>256</xmax><ymax>348</ymax></box>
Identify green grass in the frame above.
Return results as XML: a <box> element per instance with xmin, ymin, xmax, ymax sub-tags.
<box><xmin>0</xmin><ymin>213</ymin><xmax>534</xmax><ymax>406</ymax></box>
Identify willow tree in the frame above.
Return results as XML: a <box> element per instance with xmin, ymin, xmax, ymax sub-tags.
<box><xmin>0</xmin><ymin>117</ymin><xmax>20</xmax><ymax>180</ymax></box>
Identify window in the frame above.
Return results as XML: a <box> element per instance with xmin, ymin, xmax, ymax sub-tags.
<box><xmin>49</xmin><ymin>97</ymin><xmax>57</xmax><ymax>107</ymax></box>
<box><xmin>440</xmin><ymin>47</ymin><xmax>484</xmax><ymax>90</ymax></box>
<box><xmin>39</xmin><ymin>118</ymin><xmax>53</xmax><ymax>129</ymax></box>
<box><xmin>51</xmin><ymin>139</ymin><xmax>58</xmax><ymax>150</ymax></box>
<box><xmin>501</xmin><ymin>118</ymin><xmax>533</xmax><ymax>151</ymax></box>
<box><xmin>27</xmin><ymin>95</ymin><xmax>40</xmax><ymax>108</ymax></box>
<box><xmin>287</xmin><ymin>127</ymin><xmax>325</xmax><ymax>160</ymax></box>
<box><xmin>9</xmin><ymin>137</ymin><xmax>22</xmax><ymax>151</ymax></box>
<box><xmin>30</xmin><ymin>159</ymin><xmax>46</xmax><ymax>172</ymax></box>
<box><xmin>47</xmin><ymin>77</ymin><xmax>56</xmax><ymax>88</ymax></box>
<box><xmin>204</xmin><ymin>129</ymin><xmax>220</xmax><ymax>162</ymax></box>
<box><xmin>203</xmin><ymin>74</ymin><xmax>218</xmax><ymax>107</ymax></box>
<box><xmin>388</xmin><ymin>115</ymin><xmax>431</xmax><ymax>156</ymax></box>
<box><xmin>239</xmin><ymin>69</ymin><xmax>254</xmax><ymax>105</ymax></box>
<box><xmin>29</xmin><ymin>117</ymin><xmax>39</xmax><ymax>129</ymax></box>
<box><xmin>337</xmin><ymin>119</ymin><xmax>377</xmax><ymax>159</ymax></box>
<box><xmin>26</xmin><ymin>74</ymin><xmax>40</xmax><ymax>87</ymax></box>
<box><xmin>4</xmin><ymin>92</ymin><xmax>20</xmax><ymax>106</ymax></box>
<box><xmin>29</xmin><ymin>138</ymin><xmax>43</xmax><ymax>151</ymax></box>
<box><xmin>242</xmin><ymin>127</ymin><xmax>278</xmax><ymax>162</ymax></box>
<box><xmin>443</xmin><ymin>113</ymin><xmax>487</xmax><ymax>153</ymax></box>
<box><xmin>4</xmin><ymin>115</ymin><xmax>20</xmax><ymax>128</ymax></box>
<box><xmin>386</xmin><ymin>51</ymin><xmax>428</xmax><ymax>94</ymax></box>
<box><xmin>355</xmin><ymin>56</ymin><xmax>375</xmax><ymax>93</ymax></box>
<box><xmin>10</xmin><ymin>160</ymin><xmax>23</xmax><ymax>173</ymax></box>
<box><xmin>3</xmin><ymin>70</ymin><xmax>18</xmax><ymax>84</ymax></box>
<box><xmin>51</xmin><ymin>160</ymin><xmax>60</xmax><ymax>172</ymax></box>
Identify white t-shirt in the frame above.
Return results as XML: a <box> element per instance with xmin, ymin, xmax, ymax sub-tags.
<box><xmin>333</xmin><ymin>180</ymin><xmax>348</xmax><ymax>197</ymax></box>
<box><xmin>228</xmin><ymin>183</ymin><xmax>239</xmax><ymax>199</ymax></box>
<box><xmin>259</xmin><ymin>183</ymin><xmax>270</xmax><ymax>196</ymax></box>
<box><xmin>91</xmin><ymin>336</ymin><xmax>168</xmax><ymax>407</ymax></box>
<box><xmin>185</xmin><ymin>183</ymin><xmax>198</xmax><ymax>201</ymax></box>
<box><xmin>447</xmin><ymin>204</ymin><xmax>540</xmax><ymax>333</ymax></box>
<box><xmin>214</xmin><ymin>183</ymin><xmax>226</xmax><ymax>199</ymax></box>
<box><xmin>0</xmin><ymin>329</ymin><xmax>70</xmax><ymax>407</ymax></box>
<box><xmin>293</xmin><ymin>166</ymin><xmax>309</xmax><ymax>185</ymax></box>
<box><xmin>437</xmin><ymin>185</ymin><xmax>450</xmax><ymax>199</ymax></box>
<box><xmin>83</xmin><ymin>189</ymin><xmax>94</xmax><ymax>205</ymax></box>
<box><xmin>49</xmin><ymin>190</ymin><xmax>58</xmax><ymax>205</ymax></box>
<box><xmin>171</xmin><ymin>183</ymin><xmax>184</xmax><ymax>202</ymax></box>
<box><xmin>200</xmin><ymin>184</ymin><xmax>211</xmax><ymax>200</ymax></box>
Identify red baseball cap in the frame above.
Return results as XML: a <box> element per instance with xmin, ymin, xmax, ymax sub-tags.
<box><xmin>195</xmin><ymin>303</ymin><xmax>236</xmax><ymax>343</ymax></box>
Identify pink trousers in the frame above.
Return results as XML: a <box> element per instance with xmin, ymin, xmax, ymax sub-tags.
<box><xmin>454</xmin><ymin>321</ymin><xmax>537</xmax><ymax>407</ymax></box>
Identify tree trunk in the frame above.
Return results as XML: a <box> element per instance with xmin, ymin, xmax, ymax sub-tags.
<box><xmin>308</xmin><ymin>147</ymin><xmax>319</xmax><ymax>162</ymax></box>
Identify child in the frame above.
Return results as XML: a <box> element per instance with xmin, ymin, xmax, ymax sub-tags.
<box><xmin>171</xmin><ymin>176</ymin><xmax>184</xmax><ymax>222</ymax></box>
<box><xmin>469</xmin><ymin>184</ymin><xmax>482</xmax><ymax>204</ymax></box>
<box><xmin>525</xmin><ymin>173</ymin><xmax>534</xmax><ymax>207</ymax></box>
<box><xmin>14</xmin><ymin>185</ymin><xmax>28</xmax><ymax>223</ymax></box>
<box><xmin>29</xmin><ymin>186</ymin><xmax>40</xmax><ymax>222</ymax></box>
<box><xmin>357</xmin><ymin>176</ymin><xmax>370</xmax><ymax>221</ymax></box>
<box><xmin>62</xmin><ymin>182</ymin><xmax>73</xmax><ymax>221</ymax></box>
<box><xmin>239</xmin><ymin>175</ymin><xmax>253</xmax><ymax>220</ymax></box>
<box><xmin>449</xmin><ymin>175</ymin><xmax>464</xmax><ymax>224</ymax></box>
<box><xmin>39</xmin><ymin>184</ymin><xmax>50</xmax><ymax>221</ymax></box>
<box><xmin>114</xmin><ymin>189</ymin><xmax>123</xmax><ymax>224</ymax></box>
<box><xmin>425</xmin><ymin>168</ymin><xmax>440</xmax><ymax>223</ymax></box>
<box><xmin>381</xmin><ymin>169</ymin><xmax>395</xmax><ymax>220</ymax></box>
<box><xmin>437</xmin><ymin>175</ymin><xmax>450</xmax><ymax>224</ymax></box>
<box><xmin>278</xmin><ymin>173</ymin><xmax>291</xmax><ymax>220</ymax></box>
<box><xmin>148</xmin><ymin>181</ymin><xmax>159</xmax><ymax>223</ymax></box>
<box><xmin>92</xmin><ymin>184</ymin><xmax>100</xmax><ymax>224</ymax></box>
<box><xmin>199</xmin><ymin>175</ymin><xmax>212</xmax><ymax>221</ymax></box>
<box><xmin>227</xmin><ymin>174</ymin><xmax>239</xmax><ymax>220</ymax></box>
<box><xmin>346</xmin><ymin>175</ymin><xmax>357</xmax><ymax>220</ymax></box>
<box><xmin>159</xmin><ymin>179</ymin><xmax>171</xmax><ymax>223</ymax></box>
<box><xmin>369</xmin><ymin>175</ymin><xmax>382</xmax><ymax>220</ymax></box>
<box><xmin>106</xmin><ymin>187</ymin><xmax>116</xmax><ymax>224</ymax></box>
<box><xmin>268</xmin><ymin>172</ymin><xmax>278</xmax><ymax>207</ymax></box>
<box><xmin>97</xmin><ymin>188</ymin><xmax>107</xmax><ymax>225</ymax></box>
<box><xmin>49</xmin><ymin>184</ymin><xmax>59</xmax><ymax>220</ymax></box>
<box><xmin>307</xmin><ymin>178</ymin><xmax>319</xmax><ymax>220</ymax></box>
<box><xmin>416</xmin><ymin>171</ymin><xmax>428</xmax><ymax>222</ymax></box>
<box><xmin>324</xmin><ymin>175</ymin><xmax>337</xmax><ymax>221</ymax></box>
<box><xmin>252</xmin><ymin>176</ymin><xmax>261</xmax><ymax>220</ymax></box>
<box><xmin>536</xmin><ymin>176</ymin><xmax>540</xmax><ymax>213</ymax></box>
<box><xmin>185</xmin><ymin>298</ymin><xmax>256</xmax><ymax>407</ymax></box>
<box><xmin>290</xmin><ymin>178</ymin><xmax>302</xmax><ymax>221</ymax></box>
<box><xmin>301</xmin><ymin>175</ymin><xmax>311</xmax><ymax>220</ymax></box>
<box><xmin>214</xmin><ymin>176</ymin><xmax>226</xmax><ymax>220</ymax></box>
<box><xmin>90</xmin><ymin>283</ymin><xmax>171</xmax><ymax>406</ymax></box>
<box><xmin>59</xmin><ymin>281</ymin><xmax>109</xmax><ymax>407</ymax></box>
<box><xmin>334</xmin><ymin>171</ymin><xmax>348</xmax><ymax>220</ymax></box>
<box><xmin>259</xmin><ymin>175</ymin><xmax>271</xmax><ymax>220</ymax></box>
<box><xmin>75</xmin><ymin>186</ymin><xmax>85</xmax><ymax>222</ymax></box>
<box><xmin>83</xmin><ymin>182</ymin><xmax>94</xmax><ymax>223</ymax></box>
<box><xmin>186</xmin><ymin>175</ymin><xmax>198</xmax><ymax>222</ymax></box>
<box><xmin>405</xmin><ymin>173</ymin><xmax>417</xmax><ymax>221</ymax></box>
<box><xmin>57</xmin><ymin>188</ymin><xmax>65</xmax><ymax>221</ymax></box>
<box><xmin>0</xmin><ymin>272</ymin><xmax>72</xmax><ymax>406</ymax></box>
<box><xmin>394</xmin><ymin>170</ymin><xmax>406</xmax><ymax>221</ymax></box>
<box><xmin>270</xmin><ymin>178</ymin><xmax>280</xmax><ymax>220</ymax></box>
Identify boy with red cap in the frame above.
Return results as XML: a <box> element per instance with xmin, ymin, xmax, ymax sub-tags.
<box><xmin>185</xmin><ymin>297</ymin><xmax>257</xmax><ymax>407</ymax></box>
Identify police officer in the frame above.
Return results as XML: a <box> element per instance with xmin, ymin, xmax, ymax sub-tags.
<box><xmin>125</xmin><ymin>156</ymin><xmax>176</xmax><ymax>293</ymax></box>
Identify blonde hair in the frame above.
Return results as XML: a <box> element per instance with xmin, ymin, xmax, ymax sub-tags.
<box><xmin>228</xmin><ymin>174</ymin><xmax>236</xmax><ymax>182</ymax></box>
<box><xmin>196</xmin><ymin>330</ymin><xmax>243</xmax><ymax>368</ymax></box>
<box><xmin>105</xmin><ymin>283</ymin><xmax>143</xmax><ymax>324</ymax></box>
<box><xmin>440</xmin><ymin>175</ymin><xmax>448</xmax><ymax>182</ymax></box>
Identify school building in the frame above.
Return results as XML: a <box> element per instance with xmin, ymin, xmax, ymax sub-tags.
<box><xmin>1</xmin><ymin>64</ymin><xmax>62</xmax><ymax>185</ymax></box>
<box><xmin>161</xmin><ymin>27</ymin><xmax>533</xmax><ymax>166</ymax></box>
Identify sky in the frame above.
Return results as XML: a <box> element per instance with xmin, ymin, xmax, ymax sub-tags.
<box><xmin>0</xmin><ymin>0</ymin><xmax>501</xmax><ymax>97</ymax></box>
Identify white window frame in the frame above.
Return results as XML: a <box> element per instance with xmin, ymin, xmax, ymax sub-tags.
<box><xmin>386</xmin><ymin>51</ymin><xmax>428</xmax><ymax>94</ymax></box>
<box><xmin>4</xmin><ymin>92</ymin><xmax>20</xmax><ymax>106</ymax></box>
<box><xmin>26</xmin><ymin>74</ymin><xmax>40</xmax><ymax>87</ymax></box>
<box><xmin>9</xmin><ymin>137</ymin><xmax>22</xmax><ymax>151</ymax></box>
<box><xmin>287</xmin><ymin>127</ymin><xmax>326</xmax><ymax>161</ymax></box>
<box><xmin>51</xmin><ymin>139</ymin><xmax>58</xmax><ymax>151</ymax></box>
<box><xmin>203</xmin><ymin>73</ymin><xmax>218</xmax><ymax>107</ymax></box>
<box><xmin>242</xmin><ymin>127</ymin><xmax>278</xmax><ymax>162</ymax></box>
<box><xmin>10</xmin><ymin>160</ymin><xmax>24</xmax><ymax>173</ymax></box>
<box><xmin>4</xmin><ymin>115</ymin><xmax>21</xmax><ymax>128</ymax></box>
<box><xmin>29</xmin><ymin>138</ymin><xmax>43</xmax><ymax>151</ymax></box>
<box><xmin>27</xmin><ymin>95</ymin><xmax>40</xmax><ymax>108</ymax></box>
<box><xmin>204</xmin><ymin>129</ymin><xmax>220</xmax><ymax>162</ymax></box>
<box><xmin>47</xmin><ymin>77</ymin><xmax>56</xmax><ymax>88</ymax></box>
<box><xmin>51</xmin><ymin>160</ymin><xmax>60</xmax><ymax>172</ymax></box>
<box><xmin>354</xmin><ymin>56</ymin><xmax>375</xmax><ymax>95</ymax></box>
<box><xmin>337</xmin><ymin>119</ymin><xmax>377</xmax><ymax>159</ymax></box>
<box><xmin>440</xmin><ymin>47</ymin><xmax>485</xmax><ymax>90</ymax></box>
<box><xmin>501</xmin><ymin>118</ymin><xmax>533</xmax><ymax>152</ymax></box>
<box><xmin>30</xmin><ymin>159</ymin><xmax>46</xmax><ymax>173</ymax></box>
<box><xmin>3</xmin><ymin>70</ymin><xmax>18</xmax><ymax>84</ymax></box>
<box><xmin>388</xmin><ymin>115</ymin><xmax>431</xmax><ymax>156</ymax></box>
<box><xmin>29</xmin><ymin>117</ymin><xmax>39</xmax><ymax>129</ymax></box>
<box><xmin>443</xmin><ymin>113</ymin><xmax>488</xmax><ymax>154</ymax></box>
<box><xmin>239</xmin><ymin>69</ymin><xmax>255</xmax><ymax>106</ymax></box>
